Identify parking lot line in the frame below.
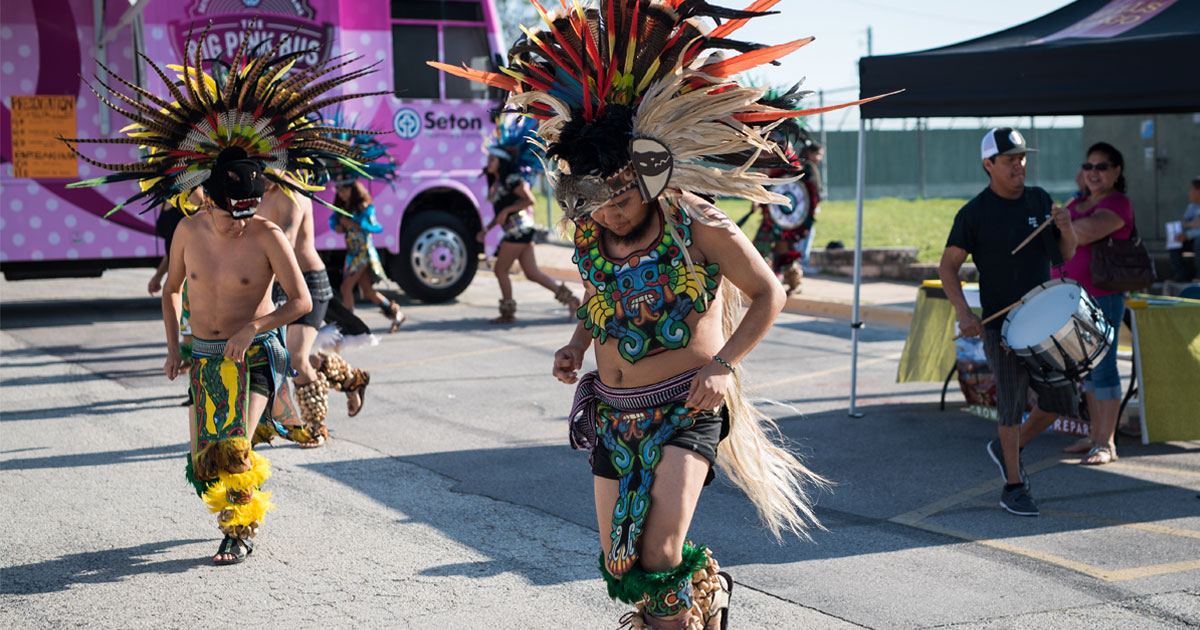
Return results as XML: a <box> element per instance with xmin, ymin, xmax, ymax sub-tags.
<box><xmin>889</xmin><ymin>454</ymin><xmax>1200</xmax><ymax>583</ymax></box>
<box><xmin>903</xmin><ymin>520</ymin><xmax>1200</xmax><ymax>582</ymax></box>
<box><xmin>1107</xmin><ymin>460</ymin><xmax>1200</xmax><ymax>479</ymax></box>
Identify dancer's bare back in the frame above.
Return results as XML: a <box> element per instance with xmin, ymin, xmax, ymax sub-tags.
<box><xmin>257</xmin><ymin>181</ymin><xmax>324</xmax><ymax>271</ymax></box>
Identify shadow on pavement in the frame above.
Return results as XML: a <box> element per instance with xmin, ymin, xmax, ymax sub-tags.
<box><xmin>398</xmin><ymin>314</ymin><xmax>577</xmax><ymax>334</ymax></box>
<box><xmin>0</xmin><ymin>395</ymin><xmax>185</xmax><ymax>423</ymax></box>
<box><xmin>0</xmin><ymin>539</ymin><xmax>207</xmax><ymax>595</ymax></box>
<box><xmin>0</xmin><ymin>298</ymin><xmax>161</xmax><ymax>330</ymax></box>
<box><xmin>0</xmin><ymin>443</ymin><xmax>186</xmax><ymax>471</ymax></box>
<box><xmin>1</xmin><ymin>367</ymin><xmax>166</xmax><ymax>389</ymax></box>
<box><xmin>774</xmin><ymin>319</ymin><xmax>910</xmax><ymax>342</ymax></box>
<box><xmin>0</xmin><ymin>342</ymin><xmax>164</xmax><ymax>360</ymax></box>
<box><xmin>307</xmin><ymin>400</ymin><xmax>1198</xmax><ymax>581</ymax></box>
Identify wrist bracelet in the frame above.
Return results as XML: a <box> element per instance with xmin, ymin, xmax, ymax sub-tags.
<box><xmin>712</xmin><ymin>355</ymin><xmax>735</xmax><ymax>374</ymax></box>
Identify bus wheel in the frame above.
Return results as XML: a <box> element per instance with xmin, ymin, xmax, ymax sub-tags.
<box><xmin>391</xmin><ymin>210</ymin><xmax>476</xmax><ymax>303</ymax></box>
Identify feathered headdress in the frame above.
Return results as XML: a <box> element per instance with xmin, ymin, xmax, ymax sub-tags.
<box><xmin>487</xmin><ymin>113</ymin><xmax>544</xmax><ymax>181</ymax></box>
<box><xmin>60</xmin><ymin>23</ymin><xmax>388</xmax><ymax>216</ymax></box>
<box><xmin>756</xmin><ymin>83</ymin><xmax>815</xmax><ymax>170</ymax></box>
<box><xmin>430</xmin><ymin>0</ymin><xmax>892</xmax><ymax>221</ymax></box>
<box><xmin>315</xmin><ymin>109</ymin><xmax>398</xmax><ymax>187</ymax></box>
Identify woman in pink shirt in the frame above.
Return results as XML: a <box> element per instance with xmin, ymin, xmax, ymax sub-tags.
<box><xmin>1054</xmin><ymin>142</ymin><xmax>1133</xmax><ymax>465</ymax></box>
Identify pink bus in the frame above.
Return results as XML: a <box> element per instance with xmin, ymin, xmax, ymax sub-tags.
<box><xmin>1</xmin><ymin>0</ymin><xmax>506</xmax><ymax>302</ymax></box>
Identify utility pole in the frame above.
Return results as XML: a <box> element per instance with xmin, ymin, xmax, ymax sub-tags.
<box><xmin>866</xmin><ymin>26</ymin><xmax>873</xmax><ymax>131</ymax></box>
<box><xmin>818</xmin><ymin>89</ymin><xmax>828</xmax><ymax>198</ymax></box>
<box><xmin>1028</xmin><ymin>115</ymin><xmax>1038</xmax><ymax>186</ymax></box>
<box><xmin>916</xmin><ymin>118</ymin><xmax>925</xmax><ymax>199</ymax></box>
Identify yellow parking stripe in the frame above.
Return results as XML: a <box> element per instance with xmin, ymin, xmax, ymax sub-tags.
<box><xmin>1105</xmin><ymin>460</ymin><xmax>1200</xmax><ymax>479</ymax></box>
<box><xmin>891</xmin><ymin>453</ymin><xmax>1200</xmax><ymax>582</ymax></box>
<box><xmin>904</xmin><ymin>520</ymin><xmax>1200</xmax><ymax>582</ymax></box>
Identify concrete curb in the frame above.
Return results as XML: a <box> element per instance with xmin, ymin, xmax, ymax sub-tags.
<box><xmin>539</xmin><ymin>265</ymin><xmax>914</xmax><ymax>330</ymax></box>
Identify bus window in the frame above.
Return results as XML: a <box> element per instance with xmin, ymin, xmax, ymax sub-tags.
<box><xmin>392</xmin><ymin>24</ymin><xmax>439</xmax><ymax>98</ymax></box>
<box><xmin>443</xmin><ymin>26</ymin><xmax>490</xmax><ymax>99</ymax></box>
<box><xmin>391</xmin><ymin>0</ymin><xmax>483</xmax><ymax>21</ymax></box>
<box><xmin>391</xmin><ymin>0</ymin><xmax>490</xmax><ymax>100</ymax></box>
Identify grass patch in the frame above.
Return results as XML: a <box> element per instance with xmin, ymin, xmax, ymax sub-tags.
<box><xmin>528</xmin><ymin>190</ymin><xmax>966</xmax><ymax>264</ymax></box>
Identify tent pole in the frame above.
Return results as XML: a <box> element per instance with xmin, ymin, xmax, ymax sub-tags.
<box><xmin>849</xmin><ymin>119</ymin><xmax>865</xmax><ymax>418</ymax></box>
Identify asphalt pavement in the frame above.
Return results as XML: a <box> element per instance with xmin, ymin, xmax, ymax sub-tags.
<box><xmin>1</xmin><ymin>266</ymin><xmax>1198</xmax><ymax>629</ymax></box>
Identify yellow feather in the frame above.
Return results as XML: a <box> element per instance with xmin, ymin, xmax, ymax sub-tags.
<box><xmin>218</xmin><ymin>450</ymin><xmax>271</xmax><ymax>491</ymax></box>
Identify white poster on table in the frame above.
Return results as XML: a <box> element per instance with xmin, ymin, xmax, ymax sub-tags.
<box><xmin>1166</xmin><ymin>221</ymin><xmax>1183</xmax><ymax>250</ymax></box>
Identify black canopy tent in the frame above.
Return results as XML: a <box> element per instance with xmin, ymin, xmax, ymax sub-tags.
<box><xmin>843</xmin><ymin>0</ymin><xmax>1200</xmax><ymax>415</ymax></box>
<box><xmin>859</xmin><ymin>0</ymin><xmax>1200</xmax><ymax>118</ymax></box>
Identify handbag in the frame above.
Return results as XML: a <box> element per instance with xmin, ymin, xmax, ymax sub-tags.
<box><xmin>1091</xmin><ymin>219</ymin><xmax>1156</xmax><ymax>292</ymax></box>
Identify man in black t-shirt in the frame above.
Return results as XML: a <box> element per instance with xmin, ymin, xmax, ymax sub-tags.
<box><xmin>938</xmin><ymin>128</ymin><xmax>1077</xmax><ymax>517</ymax></box>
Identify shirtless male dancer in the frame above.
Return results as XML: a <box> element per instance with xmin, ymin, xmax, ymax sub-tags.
<box><xmin>163</xmin><ymin>150</ymin><xmax>311</xmax><ymax>564</ymax></box>
<box><xmin>62</xmin><ymin>23</ymin><xmax>384</xmax><ymax>566</ymax></box>
<box><xmin>257</xmin><ymin>178</ymin><xmax>373</xmax><ymax>445</ymax></box>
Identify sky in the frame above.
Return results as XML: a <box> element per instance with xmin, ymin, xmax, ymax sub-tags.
<box><xmin>731</xmin><ymin>0</ymin><xmax>1080</xmax><ymax>130</ymax></box>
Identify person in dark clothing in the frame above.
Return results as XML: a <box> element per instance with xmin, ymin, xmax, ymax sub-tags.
<box><xmin>938</xmin><ymin>127</ymin><xmax>1077</xmax><ymax>518</ymax></box>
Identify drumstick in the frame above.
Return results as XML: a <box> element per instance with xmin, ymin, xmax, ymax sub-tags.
<box><xmin>1011</xmin><ymin>215</ymin><xmax>1053</xmax><ymax>255</ymax></box>
<box><xmin>953</xmin><ymin>298</ymin><xmax>1024</xmax><ymax>339</ymax></box>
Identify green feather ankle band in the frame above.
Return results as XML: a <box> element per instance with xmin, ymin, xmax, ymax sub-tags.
<box><xmin>598</xmin><ymin>542</ymin><xmax>709</xmax><ymax>605</ymax></box>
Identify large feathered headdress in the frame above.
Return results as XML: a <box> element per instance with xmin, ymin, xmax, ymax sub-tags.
<box><xmin>488</xmin><ymin>113</ymin><xmax>544</xmax><ymax>181</ymax></box>
<box><xmin>430</xmin><ymin>0</ymin><xmax>891</xmax><ymax>221</ymax></box>
<box><xmin>60</xmin><ymin>24</ymin><xmax>388</xmax><ymax>216</ymax></box>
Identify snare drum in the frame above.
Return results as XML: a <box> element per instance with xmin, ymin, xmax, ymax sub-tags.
<box><xmin>1001</xmin><ymin>279</ymin><xmax>1115</xmax><ymax>386</ymax></box>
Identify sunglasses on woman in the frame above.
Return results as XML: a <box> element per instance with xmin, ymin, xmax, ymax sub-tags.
<box><xmin>1081</xmin><ymin>162</ymin><xmax>1112</xmax><ymax>171</ymax></box>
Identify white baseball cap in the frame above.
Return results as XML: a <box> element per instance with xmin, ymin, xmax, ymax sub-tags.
<box><xmin>981</xmin><ymin>127</ymin><xmax>1036</xmax><ymax>160</ymax></box>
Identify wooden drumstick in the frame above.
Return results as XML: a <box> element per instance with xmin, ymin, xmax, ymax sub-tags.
<box><xmin>1011</xmin><ymin>215</ymin><xmax>1053</xmax><ymax>255</ymax></box>
<box><xmin>953</xmin><ymin>298</ymin><xmax>1024</xmax><ymax>339</ymax></box>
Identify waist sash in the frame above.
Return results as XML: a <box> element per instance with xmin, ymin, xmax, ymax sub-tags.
<box><xmin>567</xmin><ymin>368</ymin><xmax>699</xmax><ymax>451</ymax></box>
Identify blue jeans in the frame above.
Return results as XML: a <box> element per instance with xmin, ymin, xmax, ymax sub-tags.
<box><xmin>1084</xmin><ymin>293</ymin><xmax>1126</xmax><ymax>400</ymax></box>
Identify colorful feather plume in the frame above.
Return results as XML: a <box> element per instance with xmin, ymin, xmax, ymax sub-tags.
<box><xmin>313</xmin><ymin>108</ymin><xmax>398</xmax><ymax>186</ymax></box>
<box><xmin>488</xmin><ymin>113</ymin><xmax>544</xmax><ymax>181</ymax></box>
<box><xmin>60</xmin><ymin>22</ymin><xmax>388</xmax><ymax>216</ymax></box>
<box><xmin>430</xmin><ymin>0</ymin><xmax>895</xmax><ymax>211</ymax></box>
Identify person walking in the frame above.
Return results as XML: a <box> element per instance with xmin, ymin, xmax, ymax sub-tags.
<box><xmin>938</xmin><ymin>128</ymin><xmax>1078</xmax><ymax>517</ymax></box>
<box><xmin>332</xmin><ymin>181</ymin><xmax>405</xmax><ymax>333</ymax></box>
<box><xmin>477</xmin><ymin>114</ymin><xmax>580</xmax><ymax>324</ymax></box>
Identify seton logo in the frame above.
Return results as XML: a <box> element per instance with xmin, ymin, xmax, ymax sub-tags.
<box><xmin>393</xmin><ymin>108</ymin><xmax>423</xmax><ymax>140</ymax></box>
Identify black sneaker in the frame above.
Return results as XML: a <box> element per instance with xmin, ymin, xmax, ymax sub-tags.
<box><xmin>1000</xmin><ymin>485</ymin><xmax>1039</xmax><ymax>516</ymax></box>
<box><xmin>986</xmin><ymin>439</ymin><xmax>1029</xmax><ymax>489</ymax></box>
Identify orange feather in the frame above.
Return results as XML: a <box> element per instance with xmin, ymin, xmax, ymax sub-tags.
<box><xmin>710</xmin><ymin>0</ymin><xmax>785</xmax><ymax>39</ymax></box>
<box><xmin>426</xmin><ymin>62</ymin><xmax>518</xmax><ymax>92</ymax></box>
<box><xmin>732</xmin><ymin>90</ymin><xmax>905</xmax><ymax>123</ymax></box>
<box><xmin>700</xmin><ymin>37</ymin><xmax>814</xmax><ymax>79</ymax></box>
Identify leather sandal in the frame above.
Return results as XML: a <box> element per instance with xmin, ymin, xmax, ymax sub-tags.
<box><xmin>344</xmin><ymin>369</ymin><xmax>370</xmax><ymax>417</ymax></box>
<box><xmin>705</xmin><ymin>571</ymin><xmax>733</xmax><ymax>630</ymax></box>
<box><xmin>1081</xmin><ymin>444</ymin><xmax>1117</xmax><ymax>466</ymax></box>
<box><xmin>213</xmin><ymin>535</ymin><xmax>253</xmax><ymax>565</ymax></box>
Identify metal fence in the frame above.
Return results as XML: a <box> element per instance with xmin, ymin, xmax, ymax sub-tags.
<box><xmin>820</xmin><ymin>126</ymin><xmax>1083</xmax><ymax>201</ymax></box>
